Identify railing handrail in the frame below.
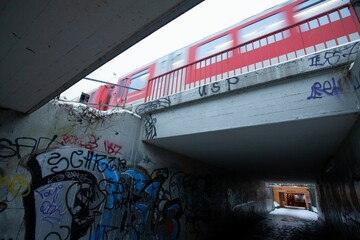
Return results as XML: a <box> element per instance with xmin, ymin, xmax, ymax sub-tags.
<box><xmin>147</xmin><ymin>2</ymin><xmax>352</xmax><ymax>83</ymax></box>
<box><xmin>145</xmin><ymin>2</ymin><xmax>356</xmax><ymax>102</ymax></box>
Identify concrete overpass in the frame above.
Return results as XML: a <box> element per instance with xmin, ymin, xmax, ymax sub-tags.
<box><xmin>1</xmin><ymin>2</ymin><xmax>360</xmax><ymax>239</ymax></box>
<box><xmin>134</xmin><ymin>41</ymin><xmax>360</xmax><ymax>182</ymax></box>
<box><xmin>1</xmin><ymin>42</ymin><xmax>359</xmax><ymax>240</ymax></box>
<box><xmin>0</xmin><ymin>0</ymin><xmax>203</xmax><ymax>114</ymax></box>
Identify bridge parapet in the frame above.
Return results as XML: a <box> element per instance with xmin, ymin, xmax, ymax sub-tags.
<box><xmin>133</xmin><ymin>41</ymin><xmax>360</xmax><ymax>117</ymax></box>
<box><xmin>135</xmin><ymin>41</ymin><xmax>360</xmax><ymax>180</ymax></box>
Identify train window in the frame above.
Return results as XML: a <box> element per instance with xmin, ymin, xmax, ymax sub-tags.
<box><xmin>238</xmin><ymin>12</ymin><xmax>287</xmax><ymax>44</ymax></box>
<box><xmin>117</xmin><ymin>79</ymin><xmax>127</xmax><ymax>98</ymax></box>
<box><xmin>319</xmin><ymin>15</ymin><xmax>329</xmax><ymax>26</ymax></box>
<box><xmin>329</xmin><ymin>11</ymin><xmax>340</xmax><ymax>22</ymax></box>
<box><xmin>246</xmin><ymin>43</ymin><xmax>253</xmax><ymax>51</ymax></box>
<box><xmin>294</xmin><ymin>0</ymin><xmax>349</xmax><ymax>22</ymax></box>
<box><xmin>294</xmin><ymin>0</ymin><xmax>326</xmax><ymax>12</ymax></box>
<box><xmin>128</xmin><ymin>69</ymin><xmax>149</xmax><ymax>93</ymax></box>
<box><xmin>309</xmin><ymin>19</ymin><xmax>319</xmax><ymax>29</ymax></box>
<box><xmin>157</xmin><ymin>60</ymin><xmax>168</xmax><ymax>75</ymax></box>
<box><xmin>171</xmin><ymin>53</ymin><xmax>185</xmax><ymax>69</ymax></box>
<box><xmin>196</xmin><ymin>34</ymin><xmax>233</xmax><ymax>60</ymax></box>
<box><xmin>339</xmin><ymin>7</ymin><xmax>350</xmax><ymax>18</ymax></box>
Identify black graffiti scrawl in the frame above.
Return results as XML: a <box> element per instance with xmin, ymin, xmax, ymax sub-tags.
<box><xmin>17</xmin><ymin>146</ymin><xmax>200</xmax><ymax>240</ymax></box>
<box><xmin>144</xmin><ymin>114</ymin><xmax>157</xmax><ymax>140</ymax></box>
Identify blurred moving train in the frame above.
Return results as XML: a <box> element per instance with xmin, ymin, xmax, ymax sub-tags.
<box><xmin>80</xmin><ymin>0</ymin><xmax>360</xmax><ymax>111</ymax></box>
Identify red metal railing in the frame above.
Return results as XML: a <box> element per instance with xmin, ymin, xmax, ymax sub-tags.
<box><xmin>145</xmin><ymin>4</ymin><xmax>360</xmax><ymax>102</ymax></box>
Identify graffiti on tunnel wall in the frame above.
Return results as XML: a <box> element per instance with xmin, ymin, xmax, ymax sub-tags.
<box><xmin>0</xmin><ymin>134</ymin><xmax>213</xmax><ymax>240</ymax></box>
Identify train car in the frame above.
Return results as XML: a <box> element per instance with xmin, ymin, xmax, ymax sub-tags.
<box><xmin>87</xmin><ymin>84</ymin><xmax>115</xmax><ymax>111</ymax></box>
<box><xmin>86</xmin><ymin>0</ymin><xmax>360</xmax><ymax>110</ymax></box>
<box><xmin>108</xmin><ymin>64</ymin><xmax>156</xmax><ymax>107</ymax></box>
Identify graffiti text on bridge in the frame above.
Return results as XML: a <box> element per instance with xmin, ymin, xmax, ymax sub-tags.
<box><xmin>198</xmin><ymin>76</ymin><xmax>239</xmax><ymax>97</ymax></box>
<box><xmin>307</xmin><ymin>77</ymin><xmax>343</xmax><ymax>100</ymax></box>
<box><xmin>47</xmin><ymin>149</ymin><xmax>127</xmax><ymax>173</ymax></box>
<box><xmin>308</xmin><ymin>42</ymin><xmax>358</xmax><ymax>67</ymax></box>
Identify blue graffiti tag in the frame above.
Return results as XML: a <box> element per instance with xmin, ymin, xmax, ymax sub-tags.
<box><xmin>307</xmin><ymin>77</ymin><xmax>343</xmax><ymax>100</ymax></box>
<box><xmin>308</xmin><ymin>42</ymin><xmax>358</xmax><ymax>67</ymax></box>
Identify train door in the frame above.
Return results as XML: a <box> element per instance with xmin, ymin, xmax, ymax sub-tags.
<box><xmin>98</xmin><ymin>85</ymin><xmax>114</xmax><ymax>111</ymax></box>
<box><xmin>189</xmin><ymin>34</ymin><xmax>234</xmax><ymax>86</ymax></box>
<box><xmin>125</xmin><ymin>67</ymin><xmax>154</xmax><ymax>105</ymax></box>
<box><xmin>168</xmin><ymin>48</ymin><xmax>188</xmax><ymax>94</ymax></box>
<box><xmin>109</xmin><ymin>78</ymin><xmax>127</xmax><ymax>107</ymax></box>
<box><xmin>148</xmin><ymin>49</ymin><xmax>188</xmax><ymax>99</ymax></box>
<box><xmin>236</xmin><ymin>11</ymin><xmax>289</xmax><ymax>72</ymax></box>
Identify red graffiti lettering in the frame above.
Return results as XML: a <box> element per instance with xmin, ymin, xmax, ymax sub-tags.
<box><xmin>104</xmin><ymin>140</ymin><xmax>123</xmax><ymax>156</ymax></box>
<box><xmin>60</xmin><ymin>134</ymin><xmax>98</xmax><ymax>151</ymax></box>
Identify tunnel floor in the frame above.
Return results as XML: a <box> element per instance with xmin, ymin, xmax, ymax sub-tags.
<box><xmin>207</xmin><ymin>207</ymin><xmax>332</xmax><ymax>240</ymax></box>
<box><xmin>250</xmin><ymin>208</ymin><xmax>325</xmax><ymax>240</ymax></box>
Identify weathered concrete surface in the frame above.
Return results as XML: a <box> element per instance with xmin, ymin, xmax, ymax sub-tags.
<box><xmin>314</xmin><ymin>53</ymin><xmax>360</xmax><ymax>238</ymax></box>
<box><xmin>142</xmin><ymin>68</ymin><xmax>358</xmax><ymax>138</ymax></box>
<box><xmin>136</xmin><ymin>42</ymin><xmax>360</xmax><ymax>182</ymax></box>
<box><xmin>1</xmin><ymin>41</ymin><xmax>360</xmax><ymax>240</ymax></box>
<box><xmin>0</xmin><ymin>101</ymin><xmax>272</xmax><ymax>240</ymax></box>
<box><xmin>315</xmin><ymin>117</ymin><xmax>360</xmax><ymax>239</ymax></box>
<box><xmin>133</xmin><ymin>41</ymin><xmax>359</xmax><ymax>116</ymax></box>
<box><xmin>0</xmin><ymin>0</ymin><xmax>204</xmax><ymax>114</ymax></box>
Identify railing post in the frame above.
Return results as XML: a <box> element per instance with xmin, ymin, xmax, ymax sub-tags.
<box><xmin>144</xmin><ymin>79</ymin><xmax>151</xmax><ymax>102</ymax></box>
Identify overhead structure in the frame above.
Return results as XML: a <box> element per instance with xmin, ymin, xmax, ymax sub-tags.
<box><xmin>0</xmin><ymin>0</ymin><xmax>203</xmax><ymax>114</ymax></box>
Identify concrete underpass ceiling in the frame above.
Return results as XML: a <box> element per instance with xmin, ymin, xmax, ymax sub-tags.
<box><xmin>0</xmin><ymin>0</ymin><xmax>203</xmax><ymax>114</ymax></box>
<box><xmin>146</xmin><ymin>114</ymin><xmax>358</xmax><ymax>183</ymax></box>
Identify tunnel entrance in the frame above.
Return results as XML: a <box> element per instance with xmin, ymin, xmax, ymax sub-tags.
<box><xmin>280</xmin><ymin>192</ymin><xmax>307</xmax><ymax>208</ymax></box>
<box><xmin>270</xmin><ymin>183</ymin><xmax>316</xmax><ymax>211</ymax></box>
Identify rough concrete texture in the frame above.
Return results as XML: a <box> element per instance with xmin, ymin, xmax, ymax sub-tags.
<box><xmin>314</xmin><ymin>50</ymin><xmax>360</xmax><ymax>237</ymax></box>
<box><xmin>133</xmin><ymin>41</ymin><xmax>359</xmax><ymax>116</ymax></box>
<box><xmin>139</xmin><ymin>68</ymin><xmax>359</xmax><ymax>140</ymax></box>
<box><xmin>0</xmin><ymin>101</ymin><xmax>271</xmax><ymax>239</ymax></box>
<box><xmin>134</xmin><ymin>42</ymin><xmax>360</xmax><ymax>183</ymax></box>
<box><xmin>316</xmin><ymin>117</ymin><xmax>360</xmax><ymax>239</ymax></box>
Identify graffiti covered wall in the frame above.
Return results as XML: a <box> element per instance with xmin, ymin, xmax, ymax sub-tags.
<box><xmin>0</xmin><ymin>101</ymin><xmax>271</xmax><ymax>240</ymax></box>
<box><xmin>314</xmin><ymin>49</ymin><xmax>360</xmax><ymax>238</ymax></box>
<box><xmin>316</xmin><ymin>117</ymin><xmax>360</xmax><ymax>239</ymax></box>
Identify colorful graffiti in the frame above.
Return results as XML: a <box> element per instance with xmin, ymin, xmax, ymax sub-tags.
<box><xmin>0</xmin><ymin>134</ymin><xmax>214</xmax><ymax>240</ymax></box>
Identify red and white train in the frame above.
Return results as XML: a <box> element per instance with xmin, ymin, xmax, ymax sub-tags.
<box><xmin>82</xmin><ymin>0</ymin><xmax>360</xmax><ymax>111</ymax></box>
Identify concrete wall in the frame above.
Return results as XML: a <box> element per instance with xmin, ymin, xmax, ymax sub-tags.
<box><xmin>316</xmin><ymin>118</ymin><xmax>360</xmax><ymax>238</ymax></box>
<box><xmin>315</xmin><ymin>53</ymin><xmax>360</xmax><ymax>238</ymax></box>
<box><xmin>133</xmin><ymin>42</ymin><xmax>359</xmax><ymax>118</ymax></box>
<box><xmin>0</xmin><ymin>101</ymin><xmax>271</xmax><ymax>240</ymax></box>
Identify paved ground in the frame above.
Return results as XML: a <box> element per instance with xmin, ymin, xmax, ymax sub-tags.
<box><xmin>250</xmin><ymin>208</ymin><xmax>325</xmax><ymax>240</ymax></box>
<box><xmin>206</xmin><ymin>207</ymin><xmax>332</xmax><ymax>240</ymax></box>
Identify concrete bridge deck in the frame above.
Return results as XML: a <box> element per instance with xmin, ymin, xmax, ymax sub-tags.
<box><xmin>134</xmin><ymin>41</ymin><xmax>360</xmax><ymax>182</ymax></box>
